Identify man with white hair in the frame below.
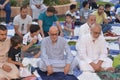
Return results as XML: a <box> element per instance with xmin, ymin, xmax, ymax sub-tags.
<box><xmin>77</xmin><ymin>23</ymin><xmax>113</xmax><ymax>72</ymax></box>
<box><xmin>30</xmin><ymin>0</ymin><xmax>47</xmax><ymax>20</ymax></box>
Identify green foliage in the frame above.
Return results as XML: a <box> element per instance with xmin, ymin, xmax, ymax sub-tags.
<box><xmin>10</xmin><ymin>0</ymin><xmax>17</xmax><ymax>6</ymax></box>
<box><xmin>97</xmin><ymin>1</ymin><xmax>114</xmax><ymax>6</ymax></box>
<box><xmin>22</xmin><ymin>0</ymin><xmax>30</xmax><ymax>6</ymax></box>
<box><xmin>44</xmin><ymin>0</ymin><xmax>70</xmax><ymax>6</ymax></box>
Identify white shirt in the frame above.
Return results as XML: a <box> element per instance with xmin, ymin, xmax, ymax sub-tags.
<box><xmin>30</xmin><ymin>0</ymin><xmax>43</xmax><ymax>5</ymax></box>
<box><xmin>65</xmin><ymin>10</ymin><xmax>76</xmax><ymax>17</ymax></box>
<box><xmin>77</xmin><ymin>34</ymin><xmax>108</xmax><ymax>64</ymax></box>
<box><xmin>23</xmin><ymin>32</ymin><xmax>42</xmax><ymax>45</ymax></box>
<box><xmin>13</xmin><ymin>15</ymin><xmax>32</xmax><ymax>34</ymax></box>
<box><xmin>79</xmin><ymin>23</ymin><xmax>90</xmax><ymax>37</ymax></box>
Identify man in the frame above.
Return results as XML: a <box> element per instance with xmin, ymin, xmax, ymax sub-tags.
<box><xmin>38</xmin><ymin>6</ymin><xmax>63</xmax><ymax>37</ymax></box>
<box><xmin>30</xmin><ymin>0</ymin><xmax>47</xmax><ymax>20</ymax></box>
<box><xmin>80</xmin><ymin>1</ymin><xmax>92</xmax><ymax>23</ymax></box>
<box><xmin>79</xmin><ymin>14</ymin><xmax>96</xmax><ymax>37</ymax></box>
<box><xmin>0</xmin><ymin>24</ymin><xmax>19</xmax><ymax>79</ymax></box>
<box><xmin>0</xmin><ymin>0</ymin><xmax>11</xmax><ymax>23</ymax></box>
<box><xmin>13</xmin><ymin>5</ymin><xmax>32</xmax><ymax>38</ymax></box>
<box><xmin>92</xmin><ymin>5</ymin><xmax>111</xmax><ymax>33</ymax></box>
<box><xmin>37</xmin><ymin>27</ymin><xmax>77</xmax><ymax>80</ymax></box>
<box><xmin>77</xmin><ymin>23</ymin><xmax>113</xmax><ymax>72</ymax></box>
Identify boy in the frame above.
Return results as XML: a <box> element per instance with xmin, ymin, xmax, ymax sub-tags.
<box><xmin>8</xmin><ymin>35</ymin><xmax>23</xmax><ymax>68</ymax></box>
<box><xmin>63</xmin><ymin>14</ymin><xmax>74</xmax><ymax>36</ymax></box>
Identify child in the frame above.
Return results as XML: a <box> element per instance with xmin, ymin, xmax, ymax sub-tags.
<box><xmin>8</xmin><ymin>35</ymin><xmax>24</xmax><ymax>68</ymax></box>
<box><xmin>63</xmin><ymin>14</ymin><xmax>74</xmax><ymax>36</ymax></box>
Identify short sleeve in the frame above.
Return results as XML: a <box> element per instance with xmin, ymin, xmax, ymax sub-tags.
<box><xmin>8</xmin><ymin>48</ymin><xmax>14</xmax><ymax>58</ymax></box>
<box><xmin>13</xmin><ymin>16</ymin><xmax>19</xmax><ymax>25</ymax></box>
<box><xmin>53</xmin><ymin>15</ymin><xmax>58</xmax><ymax>22</ymax></box>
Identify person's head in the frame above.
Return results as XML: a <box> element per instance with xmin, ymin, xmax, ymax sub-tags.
<box><xmin>46</xmin><ymin>6</ymin><xmax>57</xmax><ymax>16</ymax></box>
<box><xmin>48</xmin><ymin>26</ymin><xmax>59</xmax><ymax>43</ymax></box>
<box><xmin>30</xmin><ymin>24</ymin><xmax>40</xmax><ymax>36</ymax></box>
<box><xmin>82</xmin><ymin>1</ymin><xmax>89</xmax><ymax>9</ymax></box>
<box><xmin>11</xmin><ymin>35</ymin><xmax>22</xmax><ymax>48</ymax></box>
<box><xmin>98</xmin><ymin>5</ymin><xmax>105</xmax><ymax>15</ymax></box>
<box><xmin>90</xmin><ymin>23</ymin><xmax>101</xmax><ymax>39</ymax></box>
<box><xmin>20</xmin><ymin>5</ymin><xmax>28</xmax><ymax>19</ymax></box>
<box><xmin>70</xmin><ymin>4</ymin><xmax>76</xmax><ymax>12</ymax></box>
<box><xmin>105</xmin><ymin>3</ymin><xmax>111</xmax><ymax>11</ymax></box>
<box><xmin>65</xmin><ymin>14</ymin><xmax>73</xmax><ymax>23</ymax></box>
<box><xmin>87</xmin><ymin>14</ymin><xmax>96</xmax><ymax>26</ymax></box>
<box><xmin>0</xmin><ymin>24</ymin><xmax>7</xmax><ymax>42</ymax></box>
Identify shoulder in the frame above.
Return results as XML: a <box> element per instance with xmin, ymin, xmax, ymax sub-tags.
<box><xmin>14</xmin><ymin>15</ymin><xmax>20</xmax><ymax>20</ymax></box>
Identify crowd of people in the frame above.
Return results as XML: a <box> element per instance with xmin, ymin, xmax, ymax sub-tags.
<box><xmin>0</xmin><ymin>0</ymin><xmax>120</xmax><ymax>80</ymax></box>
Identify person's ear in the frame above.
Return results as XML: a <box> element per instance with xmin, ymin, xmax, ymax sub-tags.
<box><xmin>48</xmin><ymin>32</ymin><xmax>50</xmax><ymax>36</ymax></box>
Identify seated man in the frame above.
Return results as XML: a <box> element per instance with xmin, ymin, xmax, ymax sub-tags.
<box><xmin>80</xmin><ymin>1</ymin><xmax>92</xmax><ymax>24</ymax></box>
<box><xmin>37</xmin><ymin>26</ymin><xmax>77</xmax><ymax>80</ymax></box>
<box><xmin>0</xmin><ymin>0</ymin><xmax>11</xmax><ymax>23</ymax></box>
<box><xmin>13</xmin><ymin>5</ymin><xmax>32</xmax><ymax>38</ymax></box>
<box><xmin>76</xmin><ymin>23</ymin><xmax>113</xmax><ymax>72</ymax></box>
<box><xmin>0</xmin><ymin>24</ymin><xmax>19</xmax><ymax>79</ymax></box>
<box><xmin>30</xmin><ymin>0</ymin><xmax>47</xmax><ymax>20</ymax></box>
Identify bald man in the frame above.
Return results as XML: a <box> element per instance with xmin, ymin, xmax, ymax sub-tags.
<box><xmin>77</xmin><ymin>23</ymin><xmax>113</xmax><ymax>72</ymax></box>
<box><xmin>37</xmin><ymin>26</ymin><xmax>77</xmax><ymax>80</ymax></box>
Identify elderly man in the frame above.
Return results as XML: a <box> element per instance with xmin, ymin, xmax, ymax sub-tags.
<box><xmin>37</xmin><ymin>26</ymin><xmax>77</xmax><ymax>80</ymax></box>
<box><xmin>79</xmin><ymin>14</ymin><xmax>96</xmax><ymax>37</ymax></box>
<box><xmin>13</xmin><ymin>5</ymin><xmax>32</xmax><ymax>38</ymax></box>
<box><xmin>0</xmin><ymin>24</ymin><xmax>19</xmax><ymax>79</ymax></box>
<box><xmin>77</xmin><ymin>23</ymin><xmax>113</xmax><ymax>72</ymax></box>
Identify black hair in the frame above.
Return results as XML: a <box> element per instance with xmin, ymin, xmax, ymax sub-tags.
<box><xmin>105</xmin><ymin>3</ymin><xmax>111</xmax><ymax>9</ymax></box>
<box><xmin>47</xmin><ymin>6</ymin><xmax>57</xmax><ymax>14</ymax></box>
<box><xmin>30</xmin><ymin>24</ymin><xmax>40</xmax><ymax>34</ymax></box>
<box><xmin>65</xmin><ymin>14</ymin><xmax>72</xmax><ymax>18</ymax></box>
<box><xmin>11</xmin><ymin>35</ymin><xmax>22</xmax><ymax>47</ymax></box>
<box><xmin>70</xmin><ymin>4</ymin><xmax>76</xmax><ymax>10</ymax></box>
<box><xmin>82</xmin><ymin>1</ymin><xmax>89</xmax><ymax>8</ymax></box>
<box><xmin>20</xmin><ymin>5</ymin><xmax>27</xmax><ymax>11</ymax></box>
<box><xmin>0</xmin><ymin>24</ymin><xmax>7</xmax><ymax>31</ymax></box>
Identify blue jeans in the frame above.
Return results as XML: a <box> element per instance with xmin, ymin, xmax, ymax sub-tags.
<box><xmin>101</xmin><ymin>24</ymin><xmax>112</xmax><ymax>33</ymax></box>
<box><xmin>0</xmin><ymin>0</ymin><xmax>11</xmax><ymax>23</ymax></box>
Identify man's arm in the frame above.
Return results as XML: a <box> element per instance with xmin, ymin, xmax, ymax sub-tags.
<box><xmin>41</xmin><ymin>39</ymin><xmax>53</xmax><ymax>75</ymax></box>
<box><xmin>102</xmin><ymin>12</ymin><xmax>108</xmax><ymax>24</ymax></box>
<box><xmin>14</xmin><ymin>25</ymin><xmax>23</xmax><ymax>38</ymax></box>
<box><xmin>56</xmin><ymin>21</ymin><xmax>63</xmax><ymax>36</ymax></box>
<box><xmin>38</xmin><ymin>20</ymin><xmax>44</xmax><ymax>37</ymax></box>
<box><xmin>0</xmin><ymin>0</ymin><xmax>10</xmax><ymax>9</ymax></box>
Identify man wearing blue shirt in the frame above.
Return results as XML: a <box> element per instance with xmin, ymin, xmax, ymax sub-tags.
<box><xmin>38</xmin><ymin>6</ymin><xmax>63</xmax><ymax>37</ymax></box>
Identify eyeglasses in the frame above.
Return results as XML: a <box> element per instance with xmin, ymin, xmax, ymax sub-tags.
<box><xmin>93</xmin><ymin>31</ymin><xmax>101</xmax><ymax>35</ymax></box>
<box><xmin>50</xmin><ymin>33</ymin><xmax>58</xmax><ymax>36</ymax></box>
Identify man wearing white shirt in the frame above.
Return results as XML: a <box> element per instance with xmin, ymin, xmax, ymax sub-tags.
<box><xmin>77</xmin><ymin>23</ymin><xmax>113</xmax><ymax>72</ymax></box>
<box><xmin>79</xmin><ymin>14</ymin><xmax>96</xmax><ymax>37</ymax></box>
<box><xmin>13</xmin><ymin>5</ymin><xmax>32</xmax><ymax>38</ymax></box>
<box><xmin>30</xmin><ymin>0</ymin><xmax>47</xmax><ymax>20</ymax></box>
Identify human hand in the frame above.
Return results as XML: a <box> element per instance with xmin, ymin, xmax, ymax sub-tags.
<box><xmin>35</xmin><ymin>5</ymin><xmax>41</xmax><ymax>9</ymax></box>
<box><xmin>0</xmin><ymin>4</ymin><xmax>4</xmax><ymax>9</ymax></box>
<box><xmin>31</xmin><ymin>39</ymin><xmax>37</xmax><ymax>44</ymax></box>
<box><xmin>60</xmin><ymin>32</ymin><xmax>63</xmax><ymax>37</ymax></box>
<box><xmin>64</xmin><ymin>64</ymin><xmax>70</xmax><ymax>75</ymax></box>
<box><xmin>17</xmin><ymin>62</ymin><xmax>24</xmax><ymax>67</ymax></box>
<box><xmin>47</xmin><ymin>65</ymin><xmax>53</xmax><ymax>76</ymax></box>
<box><xmin>90</xmin><ymin>62</ymin><xmax>101</xmax><ymax>72</ymax></box>
<box><xmin>2</xmin><ymin>64</ymin><xmax>12</xmax><ymax>72</ymax></box>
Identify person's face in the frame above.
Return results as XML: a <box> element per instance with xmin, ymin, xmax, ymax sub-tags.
<box><xmin>32</xmin><ymin>30</ymin><xmax>40</xmax><ymax>36</ymax></box>
<box><xmin>47</xmin><ymin>12</ymin><xmax>54</xmax><ymax>16</ymax></box>
<box><xmin>20</xmin><ymin>8</ymin><xmax>28</xmax><ymax>19</ymax></box>
<box><xmin>88</xmin><ymin>16</ymin><xmax>96</xmax><ymax>25</ymax></box>
<box><xmin>0</xmin><ymin>30</ymin><xmax>7</xmax><ymax>42</ymax></box>
<box><xmin>66</xmin><ymin>16</ymin><xmax>72</xmax><ymax>23</ymax></box>
<box><xmin>91</xmin><ymin>27</ymin><xmax>101</xmax><ymax>39</ymax></box>
<box><xmin>86</xmin><ymin>3</ymin><xmax>89</xmax><ymax>8</ymax></box>
<box><xmin>49</xmin><ymin>29</ymin><xmax>58</xmax><ymax>43</ymax></box>
<box><xmin>98</xmin><ymin>6</ymin><xmax>104</xmax><ymax>14</ymax></box>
